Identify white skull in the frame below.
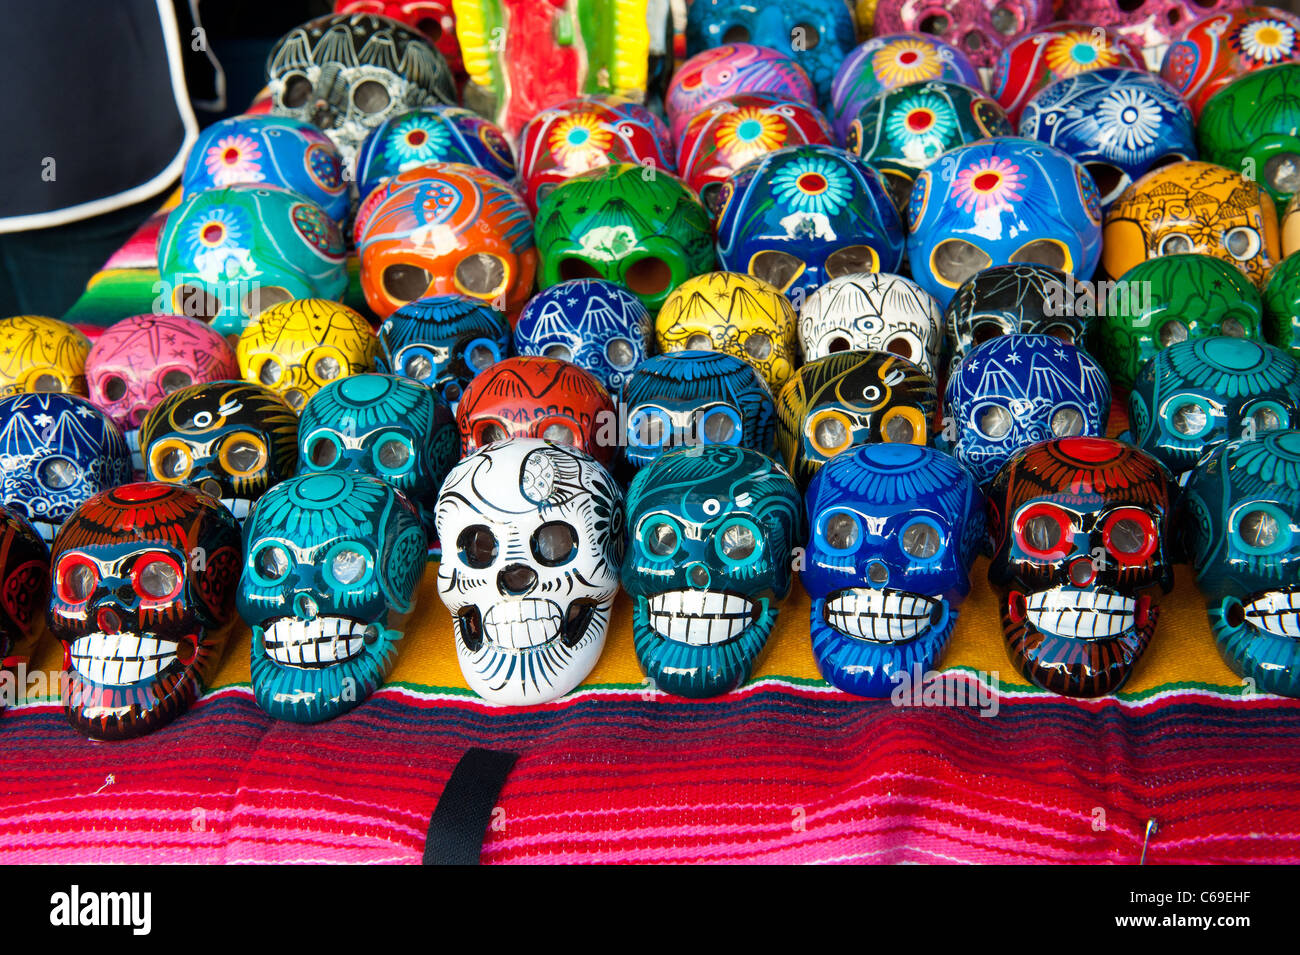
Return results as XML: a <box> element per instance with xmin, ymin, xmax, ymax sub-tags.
<box><xmin>435</xmin><ymin>438</ymin><xmax>624</xmax><ymax>705</ymax></box>
<box><xmin>798</xmin><ymin>273</ymin><xmax>943</xmax><ymax>378</ymax></box>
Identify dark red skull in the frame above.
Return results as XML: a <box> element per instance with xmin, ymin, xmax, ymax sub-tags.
<box><xmin>0</xmin><ymin>507</ymin><xmax>49</xmax><ymax>660</ymax></box>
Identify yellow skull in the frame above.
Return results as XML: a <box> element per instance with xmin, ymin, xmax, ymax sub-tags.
<box><xmin>655</xmin><ymin>272</ymin><xmax>798</xmax><ymax>391</ymax></box>
<box><xmin>0</xmin><ymin>315</ymin><xmax>92</xmax><ymax>397</ymax></box>
<box><xmin>236</xmin><ymin>299</ymin><xmax>379</xmax><ymax>410</ymax></box>
<box><xmin>1103</xmin><ymin>161</ymin><xmax>1280</xmax><ymax>289</ymax></box>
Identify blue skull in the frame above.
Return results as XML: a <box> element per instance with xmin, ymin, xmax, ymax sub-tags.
<box><xmin>375</xmin><ymin>294</ymin><xmax>511</xmax><ymax>409</ymax></box>
<box><xmin>513</xmin><ymin>279</ymin><xmax>653</xmax><ymax>392</ymax></box>
<box><xmin>238</xmin><ymin>472</ymin><xmax>427</xmax><ymax>722</ymax></box>
<box><xmin>1019</xmin><ymin>68</ymin><xmax>1197</xmax><ymax>211</ymax></box>
<box><xmin>1129</xmin><ymin>337</ymin><xmax>1300</xmax><ymax>482</ymax></box>
<box><xmin>803</xmin><ymin>444</ymin><xmax>985</xmax><ymax>697</ymax></box>
<box><xmin>619</xmin><ymin>350</ymin><xmax>776</xmax><ymax>473</ymax></box>
<box><xmin>685</xmin><ymin>0</ymin><xmax>857</xmax><ymax>106</ymax></box>
<box><xmin>622</xmin><ymin>444</ymin><xmax>804</xmax><ymax>698</ymax></box>
<box><xmin>943</xmin><ymin>334</ymin><xmax>1111</xmax><ymax>487</ymax></box>
<box><xmin>297</xmin><ymin>373</ymin><xmax>457</xmax><ymax>543</ymax></box>
<box><xmin>715</xmin><ymin>144</ymin><xmax>905</xmax><ymax>305</ymax></box>
<box><xmin>353</xmin><ymin>106</ymin><xmax>516</xmax><ymax>201</ymax></box>
<box><xmin>0</xmin><ymin>393</ymin><xmax>132</xmax><ymax>543</ymax></box>
<box><xmin>1184</xmin><ymin>430</ymin><xmax>1300</xmax><ymax>698</ymax></box>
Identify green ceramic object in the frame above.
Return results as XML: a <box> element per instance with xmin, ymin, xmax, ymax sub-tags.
<box><xmin>1264</xmin><ymin>252</ymin><xmax>1300</xmax><ymax>359</ymax></box>
<box><xmin>1199</xmin><ymin>63</ymin><xmax>1300</xmax><ymax>208</ymax></box>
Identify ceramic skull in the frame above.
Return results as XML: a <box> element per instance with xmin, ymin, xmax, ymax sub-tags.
<box><xmin>0</xmin><ymin>316</ymin><xmax>91</xmax><ymax>398</ymax></box>
<box><xmin>798</xmin><ymin>272</ymin><xmax>943</xmax><ymax>376</ymax></box>
<box><xmin>0</xmin><ymin>507</ymin><xmax>48</xmax><ymax>661</ymax></box>
<box><xmin>435</xmin><ymin>438</ymin><xmax>624</xmax><ymax>705</ymax></box>
<box><xmin>873</xmin><ymin>0</ymin><xmax>1053</xmax><ymax>71</ymax></box>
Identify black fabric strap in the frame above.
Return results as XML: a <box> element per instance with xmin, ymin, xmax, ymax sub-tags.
<box><xmin>423</xmin><ymin>748</ymin><xmax>519</xmax><ymax>865</ymax></box>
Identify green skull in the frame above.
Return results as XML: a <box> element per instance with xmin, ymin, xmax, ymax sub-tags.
<box><xmin>1199</xmin><ymin>63</ymin><xmax>1300</xmax><ymax>209</ymax></box>
<box><xmin>1265</xmin><ymin>253</ymin><xmax>1300</xmax><ymax>360</ymax></box>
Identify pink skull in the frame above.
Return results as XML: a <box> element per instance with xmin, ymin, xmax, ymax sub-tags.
<box><xmin>873</xmin><ymin>0</ymin><xmax>1054</xmax><ymax>69</ymax></box>
<box><xmin>85</xmin><ymin>315</ymin><xmax>239</xmax><ymax>464</ymax></box>
<box><xmin>1060</xmin><ymin>0</ymin><xmax>1235</xmax><ymax>69</ymax></box>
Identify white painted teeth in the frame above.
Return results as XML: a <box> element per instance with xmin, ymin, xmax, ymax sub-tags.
<box><xmin>69</xmin><ymin>632</ymin><xmax>179</xmax><ymax>685</ymax></box>
<box><xmin>646</xmin><ymin>591</ymin><xmax>755</xmax><ymax>646</ymax></box>
<box><xmin>220</xmin><ymin>497</ymin><xmax>253</xmax><ymax>519</ymax></box>
<box><xmin>1244</xmin><ymin>591</ymin><xmax>1300</xmax><ymax>639</ymax></box>
<box><xmin>482</xmin><ymin>600</ymin><xmax>562</xmax><ymax>649</ymax></box>
<box><xmin>824</xmin><ymin>589</ymin><xmax>937</xmax><ymax>643</ymax></box>
<box><xmin>262</xmin><ymin>617</ymin><xmax>368</xmax><ymax>667</ymax></box>
<box><xmin>1025</xmin><ymin>589</ymin><xmax>1135</xmax><ymax>640</ymax></box>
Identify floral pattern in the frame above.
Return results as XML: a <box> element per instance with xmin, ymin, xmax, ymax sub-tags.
<box><xmin>382</xmin><ymin>115</ymin><xmax>452</xmax><ymax>167</ymax></box>
<box><xmin>872</xmin><ymin>39</ymin><xmax>942</xmax><ymax>87</ymax></box>
<box><xmin>884</xmin><ymin>93</ymin><xmax>958</xmax><ymax>159</ymax></box>
<box><xmin>203</xmin><ymin>135</ymin><xmax>264</xmax><ymax>187</ymax></box>
<box><xmin>716</xmin><ymin>107</ymin><xmax>787</xmax><ymax>159</ymax></box>
<box><xmin>1237</xmin><ymin>19</ymin><xmax>1297</xmax><ymax>63</ymax></box>
<box><xmin>952</xmin><ymin>157</ymin><xmax>1025</xmax><ymax>214</ymax></box>
<box><xmin>770</xmin><ymin>154</ymin><xmax>852</xmax><ymax>216</ymax></box>
<box><xmin>549</xmin><ymin>112</ymin><xmax>614</xmax><ymax>165</ymax></box>
<box><xmin>1045</xmin><ymin>30</ymin><xmax>1120</xmax><ymax>78</ymax></box>
<box><xmin>1095</xmin><ymin>87</ymin><xmax>1163</xmax><ymax>154</ymax></box>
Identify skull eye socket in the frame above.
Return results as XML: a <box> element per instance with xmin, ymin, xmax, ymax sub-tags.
<box><xmin>1084</xmin><ymin>162</ymin><xmax>1126</xmax><ymax>202</ymax></box>
<box><xmin>175</xmin><ymin>284</ymin><xmax>220</xmax><ymax>321</ymax></box>
<box><xmin>699</xmin><ymin>407</ymin><xmax>742</xmax><ymax>444</ymax></box>
<box><xmin>281</xmin><ymin>74</ymin><xmax>312</xmax><ymax>109</ymax></box>
<box><xmin>39</xmin><ymin>456</ymin><xmax>82</xmax><ymax>490</ymax></box>
<box><xmin>458</xmin><ymin>524</ymin><xmax>498</xmax><ymax>568</ymax></box>
<box><xmin>258</xmin><ymin>359</ymin><xmax>283</xmax><ymax>386</ymax></box>
<box><xmin>1158</xmin><ymin>320</ymin><xmax>1189</xmax><ymax>348</ymax></box>
<box><xmin>150</xmin><ymin>440</ymin><xmax>193</xmax><ymax>481</ymax></box>
<box><xmin>629</xmin><ymin>408</ymin><xmax>669</xmax><ymax>448</ymax></box>
<box><xmin>252</xmin><ymin>543</ymin><xmax>292</xmax><ymax>585</ymax></box>
<box><xmin>901</xmin><ymin>518</ymin><xmax>943</xmax><ymax>560</ymax></box>
<box><xmin>1104</xmin><ymin>509</ymin><xmax>1158</xmax><ymax>565</ymax></box>
<box><xmin>308</xmin><ymin>434</ymin><xmax>341</xmax><ymax>468</ymax></box>
<box><xmin>532</xmin><ymin>521</ymin><xmax>578</xmax><ymax>566</ymax></box>
<box><xmin>540</xmin><ymin>421</ymin><xmax>577</xmax><ymax>445</ymax></box>
<box><xmin>975</xmin><ymin>404</ymin><xmax>1013</xmax><ymax>440</ymax></box>
<box><xmin>1168</xmin><ymin>398</ymin><xmax>1211</xmax><ymax>438</ymax></box>
<box><xmin>931</xmin><ymin>239</ymin><xmax>992</xmax><ymax>287</ymax></box>
<box><xmin>991</xmin><ymin>5</ymin><xmax>1018</xmax><ymax>34</ymax></box>
<box><xmin>1247</xmin><ymin>402</ymin><xmax>1288</xmax><ymax>433</ymax></box>
<box><xmin>543</xmin><ymin>344</ymin><xmax>574</xmax><ymax>362</ymax></box>
<box><xmin>1265</xmin><ymin>153</ymin><xmax>1300</xmax><ymax>195</ymax></box>
<box><xmin>717</xmin><ymin>518</ymin><xmax>761</xmax><ymax>564</ymax></box>
<box><xmin>919</xmin><ymin>12</ymin><xmax>950</xmax><ymax>33</ymax></box>
<box><xmin>313</xmin><ymin>355</ymin><xmax>342</xmax><ymax>381</ymax></box>
<box><xmin>135</xmin><ymin>555</ymin><xmax>183</xmax><ymax>600</ymax></box>
<box><xmin>1009</xmin><ymin>239</ymin><xmax>1069</xmax><ymax>271</ymax></box>
<box><xmin>1224</xmin><ymin>226</ymin><xmax>1262</xmax><ymax>261</ymax></box>
<box><xmin>685</xmin><ymin>333</ymin><xmax>712</xmax><ymax>350</ymax></box>
<box><xmin>809</xmin><ymin>410</ymin><xmax>853</xmax><ymax>456</ymax></box>
<box><xmin>641</xmin><ymin>519</ymin><xmax>679</xmax><ymax>557</ymax></box>
<box><xmin>971</xmin><ymin>320</ymin><xmax>1004</xmax><ymax>346</ymax></box>
<box><xmin>606</xmin><ymin>338</ymin><xmax>636</xmax><ymax>369</ymax></box>
<box><xmin>823</xmin><ymin>511</ymin><xmax>860</xmax><ymax>550</ymax></box>
<box><xmin>624</xmin><ymin>257</ymin><xmax>672</xmax><ymax>296</ymax></box>
<box><xmin>1051</xmin><ymin>406</ymin><xmax>1085</xmax><ymax>437</ymax></box>
<box><xmin>58</xmin><ymin>556</ymin><xmax>98</xmax><ymax>604</ymax></box>
<box><xmin>477</xmin><ymin>421</ymin><xmax>509</xmax><ymax>445</ymax></box>
<box><xmin>1016</xmin><ymin>504</ymin><xmax>1071</xmax><ymax>559</ymax></box>
<box><xmin>221</xmin><ymin>433</ymin><xmax>267</xmax><ymax>476</ymax></box>
<box><xmin>1234</xmin><ymin>505</ymin><xmax>1295</xmax><ymax>555</ymax></box>
<box><xmin>404</xmin><ymin>352</ymin><xmax>434</xmax><ymax>380</ymax></box>
<box><xmin>884</xmin><ymin>335</ymin><xmax>915</xmax><ymax>361</ymax></box>
<box><xmin>465</xmin><ymin>338</ymin><xmax>500</xmax><ymax>371</ymax></box>
<box><xmin>749</xmin><ymin>250</ymin><xmax>805</xmax><ymax>291</ymax></box>
<box><xmin>559</xmin><ymin>258</ymin><xmax>603</xmax><ymax>282</ymax></box>
<box><xmin>161</xmin><ymin>370</ymin><xmax>193</xmax><ymax>394</ymax></box>
<box><xmin>455</xmin><ymin>254</ymin><xmax>507</xmax><ymax>297</ymax></box>
<box><xmin>243</xmin><ymin>285</ymin><xmax>292</xmax><ymax>318</ymax></box>
<box><xmin>102</xmin><ymin>376</ymin><xmax>127</xmax><ymax>402</ymax></box>
<box><xmin>1221</xmin><ymin>317</ymin><xmax>1246</xmax><ymax>337</ymax></box>
<box><xmin>792</xmin><ymin>23</ymin><xmax>820</xmax><ymax>49</ymax></box>
<box><xmin>744</xmin><ymin>331</ymin><xmax>773</xmax><ymax>360</ymax></box>
<box><xmin>383</xmin><ymin>264</ymin><xmax>434</xmax><ymax>303</ymax></box>
<box><xmin>353</xmin><ymin>80</ymin><xmax>391</xmax><ymax>114</ymax></box>
<box><xmin>374</xmin><ymin>435</ymin><xmax>413</xmax><ymax>473</ymax></box>
<box><xmin>881</xmin><ymin>408</ymin><xmax>924</xmax><ymax>444</ymax></box>
<box><xmin>31</xmin><ymin>373</ymin><xmax>62</xmax><ymax>392</ymax></box>
<box><xmin>1158</xmin><ymin>233</ymin><xmax>1195</xmax><ymax>256</ymax></box>
<box><xmin>825</xmin><ymin>246</ymin><xmax>879</xmax><ymax>279</ymax></box>
<box><xmin>327</xmin><ymin>545</ymin><xmax>373</xmax><ymax>588</ymax></box>
<box><xmin>722</xmin><ymin>23</ymin><xmax>750</xmax><ymax>42</ymax></box>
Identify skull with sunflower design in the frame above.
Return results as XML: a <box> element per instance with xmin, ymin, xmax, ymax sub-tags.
<box><xmin>907</xmin><ymin>138</ymin><xmax>1103</xmax><ymax>308</ymax></box>
<box><xmin>622</xmin><ymin>443</ymin><xmax>804</xmax><ymax>698</ymax></box>
<box><xmin>655</xmin><ymin>272</ymin><xmax>798</xmax><ymax>392</ymax></box>
<box><xmin>236</xmin><ymin>299</ymin><xmax>380</xmax><ymax>412</ymax></box>
<box><xmin>517</xmin><ymin>95</ymin><xmax>675</xmax><ymax>213</ymax></box>
<box><xmin>353</xmin><ymin>106</ymin><xmax>516</xmax><ymax>202</ymax></box>
<box><xmin>1199</xmin><ymin>63</ymin><xmax>1300</xmax><ymax>208</ymax></box>
<box><xmin>157</xmin><ymin>184</ymin><xmax>347</xmax><ymax>335</ymax></box>
<box><xmin>845</xmin><ymin>79</ymin><xmax>1014</xmax><ymax>211</ymax></box>
<box><xmin>715</xmin><ymin>144</ymin><xmax>905</xmax><ymax>306</ymax></box>
<box><xmin>666</xmin><ymin>44</ymin><xmax>816</xmax><ymax>144</ymax></box>
<box><xmin>0</xmin><ymin>316</ymin><xmax>91</xmax><ymax>398</ymax></box>
<box><xmin>1162</xmin><ymin>6</ymin><xmax>1300</xmax><ymax>118</ymax></box>
<box><xmin>239</xmin><ymin>471</ymin><xmax>427</xmax><ymax>722</ymax></box>
<box><xmin>1020</xmin><ymin>67</ymin><xmax>1197</xmax><ymax>210</ymax></box>
<box><xmin>873</xmin><ymin>0</ymin><xmax>1052</xmax><ymax>71</ymax></box>
<box><xmin>1063</xmin><ymin>0</ymin><xmax>1230</xmax><ymax>70</ymax></box>
<box><xmin>1103</xmin><ymin>161</ymin><xmax>1281</xmax><ymax>290</ymax></box>
<box><xmin>799</xmin><ymin>272</ymin><xmax>943</xmax><ymax>377</ymax></box>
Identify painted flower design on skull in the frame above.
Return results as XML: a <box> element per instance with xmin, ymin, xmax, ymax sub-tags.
<box><xmin>872</xmin><ymin>40</ymin><xmax>942</xmax><ymax>86</ymax></box>
<box><xmin>1046</xmin><ymin>30</ymin><xmax>1121</xmax><ymax>77</ymax></box>
<box><xmin>715</xmin><ymin>107</ymin><xmax>786</xmax><ymax>159</ymax></box>
<box><xmin>1095</xmin><ymin>87</ymin><xmax>1164</xmax><ymax>154</ymax></box>
<box><xmin>204</xmin><ymin>135</ymin><xmax>264</xmax><ymax>187</ymax></box>
<box><xmin>952</xmin><ymin>157</ymin><xmax>1026</xmax><ymax>214</ymax></box>
<box><xmin>383</xmin><ymin>114</ymin><xmax>453</xmax><ymax>166</ymax></box>
<box><xmin>885</xmin><ymin>93</ymin><xmax>958</xmax><ymax>159</ymax></box>
<box><xmin>771</xmin><ymin>154</ymin><xmax>853</xmax><ymax>217</ymax></box>
<box><xmin>549</xmin><ymin>112</ymin><xmax>615</xmax><ymax>166</ymax></box>
<box><xmin>1236</xmin><ymin>19</ymin><xmax>1296</xmax><ymax>63</ymax></box>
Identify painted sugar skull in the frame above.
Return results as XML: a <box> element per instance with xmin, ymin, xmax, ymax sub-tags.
<box><xmin>239</xmin><ymin>472</ymin><xmax>426</xmax><ymax>722</ymax></box>
<box><xmin>621</xmin><ymin>350</ymin><xmax>776</xmax><ymax>473</ymax></box>
<box><xmin>1103</xmin><ymin>161</ymin><xmax>1281</xmax><ymax>290</ymax></box>
<box><xmin>1095</xmin><ymin>253</ymin><xmax>1263</xmax><ymax>390</ymax></box>
<box><xmin>333</xmin><ymin>0</ymin><xmax>462</xmax><ymax>74</ymax></box>
<box><xmin>829</xmin><ymin>33</ymin><xmax>982</xmax><ymax>142</ymax></box>
<box><xmin>49</xmin><ymin>483</ymin><xmax>241</xmax><ymax>739</ymax></box>
<box><xmin>376</xmin><ymin>294</ymin><xmax>510</xmax><ymax>407</ymax></box>
<box><xmin>266</xmin><ymin>13</ymin><xmax>456</xmax><ymax>167</ymax></box>
<box><xmin>1129</xmin><ymin>338</ymin><xmax>1300</xmax><ymax>480</ymax></box>
<box><xmin>776</xmin><ymin>350</ymin><xmax>937</xmax><ymax>490</ymax></box>
<box><xmin>1019</xmin><ymin>68</ymin><xmax>1197</xmax><ymax>210</ymax></box>
<box><xmin>943</xmin><ymin>335</ymin><xmax>1111</xmax><ymax>487</ymax></box>
<box><xmin>1063</xmin><ymin>0</ymin><xmax>1225</xmax><ymax>70</ymax></box>
<box><xmin>874</xmin><ymin>0</ymin><xmax>1052</xmax><ymax>71</ymax></box>
<box><xmin>715</xmin><ymin>144</ymin><xmax>905</xmax><ymax>305</ymax></box>
<box><xmin>514</xmin><ymin>280</ymin><xmax>652</xmax><ymax>392</ymax></box>
<box><xmin>534</xmin><ymin>163</ymin><xmax>716</xmax><ymax>315</ymax></box>
<box><xmin>517</xmin><ymin>96</ymin><xmax>674</xmax><ymax>212</ymax></box>
<box><xmin>0</xmin><ymin>507</ymin><xmax>48</xmax><ymax>660</ymax></box>
<box><xmin>622</xmin><ymin>443</ymin><xmax>803</xmax><ymax>698</ymax></box>
<box><xmin>298</xmin><ymin>373</ymin><xmax>456</xmax><ymax>539</ymax></box>
<box><xmin>356</xmin><ymin>162</ymin><xmax>537</xmax><ymax>321</ymax></box>
<box><xmin>666</xmin><ymin>44</ymin><xmax>816</xmax><ymax>143</ymax></box>
<box><xmin>236</xmin><ymin>299</ymin><xmax>380</xmax><ymax>411</ymax></box>
<box><xmin>676</xmin><ymin>93</ymin><xmax>834</xmax><ymax>213</ymax></box>
<box><xmin>0</xmin><ymin>316</ymin><xmax>91</xmax><ymax>398</ymax></box>
<box><xmin>944</xmin><ymin>264</ymin><xmax>1095</xmax><ymax>370</ymax></box>
<box><xmin>157</xmin><ymin>184</ymin><xmax>347</xmax><ymax>335</ymax></box>
<box><xmin>1184</xmin><ymin>429</ymin><xmax>1300</xmax><ymax>697</ymax></box>
<box><xmin>456</xmin><ymin>356</ymin><xmax>617</xmax><ymax>462</ymax></box>
<box><xmin>1265</xmin><ymin>253</ymin><xmax>1300</xmax><ymax>360</ymax></box>
<box><xmin>684</xmin><ymin>0</ymin><xmax>858</xmax><ymax>104</ymax></box>
<box><xmin>1162</xmin><ymin>6</ymin><xmax>1300</xmax><ymax>118</ymax></box>
<box><xmin>987</xmin><ymin>437</ymin><xmax>1175</xmax><ymax>697</ymax></box>
<box><xmin>353</xmin><ymin>106</ymin><xmax>516</xmax><ymax>201</ymax></box>
<box><xmin>1199</xmin><ymin>64</ymin><xmax>1300</xmax><ymax>208</ymax></box>
<box><xmin>86</xmin><ymin>315</ymin><xmax>239</xmax><ymax>467</ymax></box>
<box><xmin>803</xmin><ymin>443</ymin><xmax>984</xmax><ymax>697</ymax></box>
<box><xmin>655</xmin><ymin>272</ymin><xmax>798</xmax><ymax>392</ymax></box>
<box><xmin>435</xmin><ymin>439</ymin><xmax>623</xmax><ymax>705</ymax></box>
<box><xmin>140</xmin><ymin>382</ymin><xmax>299</xmax><ymax>523</ymax></box>
<box><xmin>846</xmin><ymin>79</ymin><xmax>1014</xmax><ymax>211</ymax></box>
<box><xmin>0</xmin><ymin>394</ymin><xmax>132</xmax><ymax>543</ymax></box>
<box><xmin>991</xmin><ymin>23</ymin><xmax>1144</xmax><ymax>125</ymax></box>
<box><xmin>183</xmin><ymin>115</ymin><xmax>348</xmax><ymax>223</ymax></box>
<box><xmin>798</xmin><ymin>272</ymin><xmax>943</xmax><ymax>376</ymax></box>
<box><xmin>908</xmin><ymin>138</ymin><xmax>1102</xmax><ymax>309</ymax></box>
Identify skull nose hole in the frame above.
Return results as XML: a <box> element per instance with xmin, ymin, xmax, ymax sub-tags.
<box><xmin>499</xmin><ymin>564</ymin><xmax>537</xmax><ymax>596</ymax></box>
<box><xmin>1068</xmin><ymin>557</ymin><xmax>1096</xmax><ymax>587</ymax></box>
<box><xmin>687</xmin><ymin>564</ymin><xmax>710</xmax><ymax>589</ymax></box>
<box><xmin>293</xmin><ymin>593</ymin><xmax>318</xmax><ymax>621</ymax></box>
<box><xmin>200</xmin><ymin>479</ymin><xmax>223</xmax><ymax>499</ymax></box>
<box><xmin>867</xmin><ymin>561</ymin><xmax>889</xmax><ymax>586</ymax></box>
<box><xmin>1224</xmin><ymin>598</ymin><xmax>1245</xmax><ymax>629</ymax></box>
<box><xmin>97</xmin><ymin>607</ymin><xmax>122</xmax><ymax>634</ymax></box>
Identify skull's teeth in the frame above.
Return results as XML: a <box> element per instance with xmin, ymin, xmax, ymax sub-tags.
<box><xmin>824</xmin><ymin>589</ymin><xmax>937</xmax><ymax>643</ymax></box>
<box><xmin>646</xmin><ymin>591</ymin><xmax>755</xmax><ymax>646</ymax></box>
<box><xmin>1025</xmin><ymin>590</ymin><xmax>1135</xmax><ymax>640</ymax></box>
<box><xmin>481</xmin><ymin>600</ymin><xmax>562</xmax><ymax>649</ymax></box>
<box><xmin>69</xmin><ymin>633</ymin><xmax>179</xmax><ymax>685</ymax></box>
<box><xmin>1243</xmin><ymin>591</ymin><xmax>1300</xmax><ymax>638</ymax></box>
<box><xmin>263</xmin><ymin>617</ymin><xmax>368</xmax><ymax>667</ymax></box>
